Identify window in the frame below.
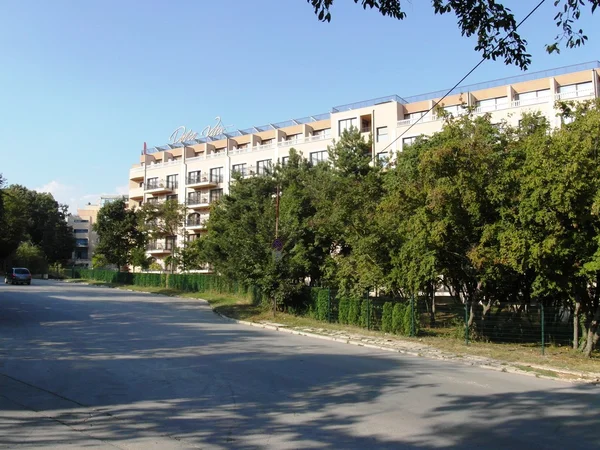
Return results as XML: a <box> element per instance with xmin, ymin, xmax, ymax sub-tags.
<box><xmin>558</xmin><ymin>81</ymin><xmax>593</xmax><ymax>99</ymax></box>
<box><xmin>146</xmin><ymin>177</ymin><xmax>158</xmax><ymax>189</ymax></box>
<box><xmin>476</xmin><ymin>97</ymin><xmax>508</xmax><ymax>112</ymax></box>
<box><xmin>165</xmin><ymin>236</ymin><xmax>176</xmax><ymax>250</ymax></box>
<box><xmin>313</xmin><ymin>128</ymin><xmax>331</xmax><ymax>138</ymax></box>
<box><xmin>187</xmin><ymin>170</ymin><xmax>202</xmax><ymax>184</ymax></box>
<box><xmin>73</xmin><ymin>219</ymin><xmax>89</xmax><ymax>223</ymax></box>
<box><xmin>361</xmin><ymin>117</ymin><xmax>371</xmax><ymax>133</ymax></box>
<box><xmin>281</xmin><ymin>156</ymin><xmax>289</xmax><ymax>166</ymax></box>
<box><xmin>260</xmin><ymin>138</ymin><xmax>274</xmax><ymax>148</ymax></box>
<box><xmin>404</xmin><ymin>111</ymin><xmax>426</xmax><ymax>121</ymax></box>
<box><xmin>187</xmin><ymin>192</ymin><xmax>206</xmax><ymax>205</ymax></box>
<box><xmin>257</xmin><ymin>159</ymin><xmax>272</xmax><ymax>175</ymax></box>
<box><xmin>310</xmin><ymin>150</ymin><xmax>328</xmax><ymax>165</ymax></box>
<box><xmin>75</xmin><ymin>250</ymin><xmax>88</xmax><ymax>260</ymax></box>
<box><xmin>516</xmin><ymin>89</ymin><xmax>550</xmax><ymax>105</ymax></box>
<box><xmin>442</xmin><ymin>104</ymin><xmax>465</xmax><ymax>116</ymax></box>
<box><xmin>210</xmin><ymin>188</ymin><xmax>223</xmax><ymax>203</ymax></box>
<box><xmin>232</xmin><ymin>163</ymin><xmax>247</xmax><ymax>177</ymax></box>
<box><xmin>376</xmin><ymin>126</ymin><xmax>388</xmax><ymax>143</ymax></box>
<box><xmin>74</xmin><ymin>229</ymin><xmax>88</xmax><ymax>234</ymax></box>
<box><xmin>210</xmin><ymin>167</ymin><xmax>223</xmax><ymax>183</ymax></box>
<box><xmin>187</xmin><ymin>213</ymin><xmax>201</xmax><ymax>226</ymax></box>
<box><xmin>75</xmin><ymin>238</ymin><xmax>89</xmax><ymax>247</ymax></box>
<box><xmin>285</xmin><ymin>134</ymin><xmax>301</xmax><ymax>143</ymax></box>
<box><xmin>166</xmin><ymin>194</ymin><xmax>178</xmax><ymax>202</ymax></box>
<box><xmin>147</xmin><ymin>197</ymin><xmax>159</xmax><ymax>205</ymax></box>
<box><xmin>186</xmin><ymin>234</ymin><xmax>199</xmax><ymax>243</ymax></box>
<box><xmin>402</xmin><ymin>137</ymin><xmax>417</xmax><ymax>148</ymax></box>
<box><xmin>377</xmin><ymin>152</ymin><xmax>390</xmax><ymax>167</ymax></box>
<box><xmin>338</xmin><ymin>118</ymin><xmax>357</xmax><ymax>134</ymax></box>
<box><xmin>237</xmin><ymin>143</ymin><xmax>249</xmax><ymax>150</ymax></box>
<box><xmin>166</xmin><ymin>174</ymin><xmax>178</xmax><ymax>189</ymax></box>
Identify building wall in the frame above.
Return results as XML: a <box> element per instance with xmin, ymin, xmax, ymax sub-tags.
<box><xmin>67</xmin><ymin>204</ymin><xmax>100</xmax><ymax>268</ymax></box>
<box><xmin>128</xmin><ymin>64</ymin><xmax>600</xmax><ymax>270</ymax></box>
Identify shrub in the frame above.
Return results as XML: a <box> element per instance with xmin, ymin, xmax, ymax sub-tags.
<box><xmin>308</xmin><ymin>288</ymin><xmax>330</xmax><ymax>321</ymax></box>
<box><xmin>347</xmin><ymin>297</ymin><xmax>361</xmax><ymax>326</ymax></box>
<box><xmin>392</xmin><ymin>303</ymin><xmax>406</xmax><ymax>335</ymax></box>
<box><xmin>338</xmin><ymin>297</ymin><xmax>349</xmax><ymax>324</ymax></box>
<box><xmin>359</xmin><ymin>298</ymin><xmax>370</xmax><ymax>328</ymax></box>
<box><xmin>381</xmin><ymin>302</ymin><xmax>393</xmax><ymax>333</ymax></box>
<box><xmin>402</xmin><ymin>299</ymin><xmax>420</xmax><ymax>336</ymax></box>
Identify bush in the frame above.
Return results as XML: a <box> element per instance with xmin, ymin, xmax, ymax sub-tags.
<box><xmin>308</xmin><ymin>288</ymin><xmax>330</xmax><ymax>321</ymax></box>
<box><xmin>359</xmin><ymin>298</ymin><xmax>370</xmax><ymax>328</ymax></box>
<box><xmin>338</xmin><ymin>297</ymin><xmax>349</xmax><ymax>324</ymax></box>
<box><xmin>392</xmin><ymin>303</ymin><xmax>406</xmax><ymax>335</ymax></box>
<box><xmin>347</xmin><ymin>297</ymin><xmax>361</xmax><ymax>326</ymax></box>
<box><xmin>381</xmin><ymin>302</ymin><xmax>393</xmax><ymax>333</ymax></box>
<box><xmin>402</xmin><ymin>299</ymin><xmax>420</xmax><ymax>336</ymax></box>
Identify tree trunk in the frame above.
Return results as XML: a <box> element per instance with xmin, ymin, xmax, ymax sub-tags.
<box><xmin>583</xmin><ymin>304</ymin><xmax>600</xmax><ymax>357</ymax></box>
<box><xmin>573</xmin><ymin>299</ymin><xmax>581</xmax><ymax>350</ymax></box>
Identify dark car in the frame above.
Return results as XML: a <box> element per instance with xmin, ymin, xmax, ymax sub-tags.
<box><xmin>4</xmin><ymin>268</ymin><xmax>32</xmax><ymax>285</ymax></box>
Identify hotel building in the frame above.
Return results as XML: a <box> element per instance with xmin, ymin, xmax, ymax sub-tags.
<box><xmin>68</xmin><ymin>195</ymin><xmax>129</xmax><ymax>268</ymax></box>
<box><xmin>128</xmin><ymin>61</ymin><xmax>600</xmax><ymax>271</ymax></box>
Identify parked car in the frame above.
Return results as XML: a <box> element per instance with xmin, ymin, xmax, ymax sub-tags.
<box><xmin>4</xmin><ymin>268</ymin><xmax>32</xmax><ymax>285</ymax></box>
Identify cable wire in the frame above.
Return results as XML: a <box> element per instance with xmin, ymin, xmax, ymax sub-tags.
<box><xmin>379</xmin><ymin>0</ymin><xmax>547</xmax><ymax>155</ymax></box>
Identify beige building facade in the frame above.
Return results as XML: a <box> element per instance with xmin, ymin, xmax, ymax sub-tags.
<box><xmin>128</xmin><ymin>61</ymin><xmax>600</xmax><ymax>270</ymax></box>
<box><xmin>67</xmin><ymin>196</ymin><xmax>129</xmax><ymax>268</ymax></box>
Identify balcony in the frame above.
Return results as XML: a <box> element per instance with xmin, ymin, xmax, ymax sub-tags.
<box><xmin>129</xmin><ymin>186</ymin><xmax>144</xmax><ymax>200</ymax></box>
<box><xmin>187</xmin><ymin>196</ymin><xmax>210</xmax><ymax>210</ymax></box>
<box><xmin>187</xmin><ymin>175</ymin><xmax>219</xmax><ymax>189</ymax></box>
<box><xmin>146</xmin><ymin>243</ymin><xmax>173</xmax><ymax>254</ymax></box>
<box><xmin>130</xmin><ymin>166</ymin><xmax>145</xmax><ymax>181</ymax></box>
<box><xmin>186</xmin><ymin>218</ymin><xmax>208</xmax><ymax>230</ymax></box>
<box><xmin>145</xmin><ymin>180</ymin><xmax>177</xmax><ymax>194</ymax></box>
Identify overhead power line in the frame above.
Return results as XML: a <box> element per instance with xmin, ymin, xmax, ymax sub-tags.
<box><xmin>379</xmin><ymin>0</ymin><xmax>548</xmax><ymax>156</ymax></box>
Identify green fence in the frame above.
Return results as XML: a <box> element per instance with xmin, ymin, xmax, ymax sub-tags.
<box><xmin>303</xmin><ymin>288</ymin><xmax>574</xmax><ymax>353</ymax></box>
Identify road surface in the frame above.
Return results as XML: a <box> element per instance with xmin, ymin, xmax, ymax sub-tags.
<box><xmin>0</xmin><ymin>281</ymin><xmax>598</xmax><ymax>449</ymax></box>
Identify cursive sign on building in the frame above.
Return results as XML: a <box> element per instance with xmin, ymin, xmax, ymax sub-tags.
<box><xmin>169</xmin><ymin>116</ymin><xmax>232</xmax><ymax>144</ymax></box>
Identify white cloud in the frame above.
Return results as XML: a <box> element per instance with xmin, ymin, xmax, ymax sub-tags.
<box><xmin>34</xmin><ymin>180</ymin><xmax>128</xmax><ymax>215</ymax></box>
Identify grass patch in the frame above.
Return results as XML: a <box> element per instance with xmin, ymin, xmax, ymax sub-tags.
<box><xmin>513</xmin><ymin>365</ymin><xmax>560</xmax><ymax>378</ymax></box>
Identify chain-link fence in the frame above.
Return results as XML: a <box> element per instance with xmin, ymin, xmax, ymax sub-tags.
<box><xmin>303</xmin><ymin>288</ymin><xmax>574</xmax><ymax>354</ymax></box>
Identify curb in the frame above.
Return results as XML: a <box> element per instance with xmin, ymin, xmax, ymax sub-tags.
<box><xmin>210</xmin><ymin>309</ymin><xmax>600</xmax><ymax>385</ymax></box>
<box><xmin>57</xmin><ymin>280</ymin><xmax>599</xmax><ymax>385</ymax></box>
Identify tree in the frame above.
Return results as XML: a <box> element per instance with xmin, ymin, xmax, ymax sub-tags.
<box><xmin>94</xmin><ymin>199</ymin><xmax>144</xmax><ymax>270</ymax></box>
<box><xmin>306</xmin><ymin>0</ymin><xmax>599</xmax><ymax>69</ymax></box>
<box><xmin>139</xmin><ymin>199</ymin><xmax>187</xmax><ymax>272</ymax></box>
<box><xmin>13</xmin><ymin>242</ymin><xmax>47</xmax><ymax>274</ymax></box>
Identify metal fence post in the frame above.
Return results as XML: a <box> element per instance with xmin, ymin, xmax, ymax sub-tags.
<box><xmin>541</xmin><ymin>303</ymin><xmax>545</xmax><ymax>356</ymax></box>
<box><xmin>410</xmin><ymin>295</ymin><xmax>415</xmax><ymax>337</ymax></box>
<box><xmin>465</xmin><ymin>298</ymin><xmax>470</xmax><ymax>346</ymax></box>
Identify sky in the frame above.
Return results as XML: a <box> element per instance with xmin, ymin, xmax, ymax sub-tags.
<box><xmin>0</xmin><ymin>0</ymin><xmax>598</xmax><ymax>213</ymax></box>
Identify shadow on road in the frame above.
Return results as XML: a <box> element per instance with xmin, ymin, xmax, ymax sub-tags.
<box><xmin>0</xmin><ymin>282</ymin><xmax>598</xmax><ymax>449</ymax></box>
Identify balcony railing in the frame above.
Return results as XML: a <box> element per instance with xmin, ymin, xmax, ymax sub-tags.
<box><xmin>186</xmin><ymin>218</ymin><xmax>208</xmax><ymax>227</ymax></box>
<box><xmin>145</xmin><ymin>180</ymin><xmax>178</xmax><ymax>191</ymax></box>
<box><xmin>187</xmin><ymin>175</ymin><xmax>209</xmax><ymax>184</ymax></box>
<box><xmin>147</xmin><ymin>242</ymin><xmax>174</xmax><ymax>251</ymax></box>
<box><xmin>187</xmin><ymin>196</ymin><xmax>209</xmax><ymax>206</ymax></box>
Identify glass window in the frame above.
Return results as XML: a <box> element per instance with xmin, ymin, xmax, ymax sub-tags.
<box><xmin>232</xmin><ymin>163</ymin><xmax>247</xmax><ymax>177</ymax></box>
<box><xmin>210</xmin><ymin>167</ymin><xmax>223</xmax><ymax>183</ymax></box>
<box><xmin>281</xmin><ymin>156</ymin><xmax>289</xmax><ymax>166</ymax></box>
<box><xmin>210</xmin><ymin>188</ymin><xmax>223</xmax><ymax>203</ymax></box>
<box><xmin>166</xmin><ymin>174</ymin><xmax>178</xmax><ymax>189</ymax></box>
<box><xmin>310</xmin><ymin>151</ymin><xmax>328</xmax><ymax>165</ymax></box>
<box><xmin>402</xmin><ymin>136</ymin><xmax>417</xmax><ymax>148</ymax></box>
<box><xmin>74</xmin><ymin>229</ymin><xmax>88</xmax><ymax>234</ymax></box>
<box><xmin>338</xmin><ymin>118</ymin><xmax>357</xmax><ymax>134</ymax></box>
<box><xmin>376</xmin><ymin>126</ymin><xmax>388</xmax><ymax>142</ymax></box>
<box><xmin>257</xmin><ymin>159</ymin><xmax>272</xmax><ymax>175</ymax></box>
<box><xmin>75</xmin><ymin>238</ymin><xmax>89</xmax><ymax>246</ymax></box>
<box><xmin>146</xmin><ymin>177</ymin><xmax>158</xmax><ymax>189</ymax></box>
<box><xmin>166</xmin><ymin>194</ymin><xmax>178</xmax><ymax>202</ymax></box>
<box><xmin>187</xmin><ymin>170</ymin><xmax>201</xmax><ymax>184</ymax></box>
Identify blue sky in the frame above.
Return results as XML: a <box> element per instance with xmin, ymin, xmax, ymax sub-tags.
<box><xmin>0</xmin><ymin>0</ymin><xmax>598</xmax><ymax>212</ymax></box>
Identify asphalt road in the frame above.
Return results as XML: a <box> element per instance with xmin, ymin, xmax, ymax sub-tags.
<box><xmin>0</xmin><ymin>281</ymin><xmax>598</xmax><ymax>449</ymax></box>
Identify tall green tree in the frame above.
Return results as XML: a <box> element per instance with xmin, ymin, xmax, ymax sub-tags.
<box><xmin>94</xmin><ymin>199</ymin><xmax>144</xmax><ymax>270</ymax></box>
<box><xmin>306</xmin><ymin>0</ymin><xmax>599</xmax><ymax>69</ymax></box>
